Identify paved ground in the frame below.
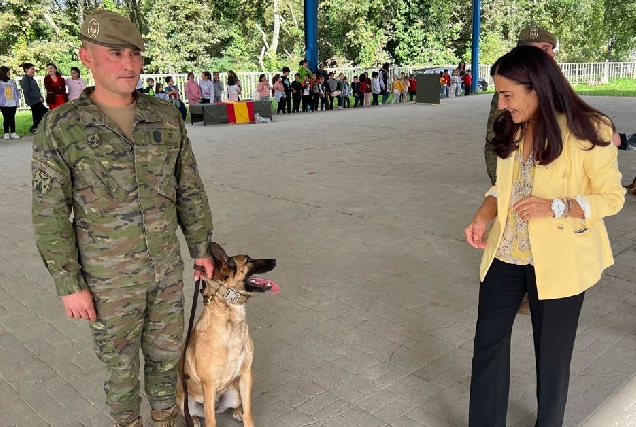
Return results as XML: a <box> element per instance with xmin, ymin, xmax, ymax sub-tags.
<box><xmin>1</xmin><ymin>94</ymin><xmax>635</xmax><ymax>427</ymax></box>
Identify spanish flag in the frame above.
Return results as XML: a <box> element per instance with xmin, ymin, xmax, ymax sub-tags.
<box><xmin>226</xmin><ymin>101</ymin><xmax>256</xmax><ymax>124</ymax></box>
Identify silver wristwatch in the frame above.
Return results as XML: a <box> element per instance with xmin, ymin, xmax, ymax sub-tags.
<box><xmin>551</xmin><ymin>198</ymin><xmax>565</xmax><ymax>218</ymax></box>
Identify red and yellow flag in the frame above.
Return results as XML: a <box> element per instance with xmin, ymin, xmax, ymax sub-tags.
<box><xmin>226</xmin><ymin>101</ymin><xmax>256</xmax><ymax>124</ymax></box>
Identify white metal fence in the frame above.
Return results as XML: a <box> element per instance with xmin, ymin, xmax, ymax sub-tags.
<box><xmin>16</xmin><ymin>61</ymin><xmax>636</xmax><ymax>110</ymax></box>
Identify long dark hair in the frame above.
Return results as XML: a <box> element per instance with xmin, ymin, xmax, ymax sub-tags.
<box><xmin>489</xmin><ymin>45</ymin><xmax>612</xmax><ymax>164</ymax></box>
<box><xmin>0</xmin><ymin>66</ymin><xmax>10</xmax><ymax>82</ymax></box>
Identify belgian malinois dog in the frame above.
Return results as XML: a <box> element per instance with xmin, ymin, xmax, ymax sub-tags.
<box><xmin>177</xmin><ymin>242</ymin><xmax>277</xmax><ymax>427</ymax></box>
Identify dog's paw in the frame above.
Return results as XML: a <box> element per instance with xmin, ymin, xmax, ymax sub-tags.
<box><xmin>232</xmin><ymin>408</ymin><xmax>244</xmax><ymax>421</ymax></box>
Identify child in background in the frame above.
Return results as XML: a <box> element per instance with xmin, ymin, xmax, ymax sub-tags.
<box><xmin>439</xmin><ymin>71</ymin><xmax>446</xmax><ymax>98</ymax></box>
<box><xmin>364</xmin><ymin>75</ymin><xmax>372</xmax><ymax>107</ymax></box>
<box><xmin>301</xmin><ymin>75</ymin><xmax>312</xmax><ymax>112</ymax></box>
<box><xmin>199</xmin><ymin>71</ymin><xmax>214</xmax><ymax>103</ymax></box>
<box><xmin>185</xmin><ymin>72</ymin><xmax>202</xmax><ymax>105</ymax></box>
<box><xmin>272</xmin><ymin>74</ymin><xmax>286</xmax><ymax>113</ymax></box>
<box><xmin>340</xmin><ymin>75</ymin><xmax>350</xmax><ymax>108</ymax></box>
<box><xmin>256</xmin><ymin>73</ymin><xmax>273</xmax><ymax>101</ymax></box>
<box><xmin>290</xmin><ymin>73</ymin><xmax>303</xmax><ymax>113</ymax></box>
<box><xmin>227</xmin><ymin>75</ymin><xmax>240</xmax><ymax>101</ymax></box>
<box><xmin>212</xmin><ymin>72</ymin><xmax>224</xmax><ymax>102</ymax></box>
<box><xmin>401</xmin><ymin>75</ymin><xmax>409</xmax><ymax>102</ymax></box>
<box><xmin>391</xmin><ymin>75</ymin><xmax>404</xmax><ymax>104</ymax></box>
<box><xmin>154</xmin><ymin>83</ymin><xmax>168</xmax><ymax>101</ymax></box>
<box><xmin>371</xmin><ymin>71</ymin><xmax>381</xmax><ymax>106</ymax></box>
<box><xmin>463</xmin><ymin>70</ymin><xmax>472</xmax><ymax>96</ymax></box>
<box><xmin>408</xmin><ymin>74</ymin><xmax>416</xmax><ymax>101</ymax></box>
<box><xmin>351</xmin><ymin>75</ymin><xmax>361</xmax><ymax>108</ymax></box>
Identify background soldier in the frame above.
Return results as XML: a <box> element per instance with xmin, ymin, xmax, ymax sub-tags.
<box><xmin>31</xmin><ymin>10</ymin><xmax>214</xmax><ymax>427</ymax></box>
<box><xmin>485</xmin><ymin>26</ymin><xmax>557</xmax><ymax>185</ymax></box>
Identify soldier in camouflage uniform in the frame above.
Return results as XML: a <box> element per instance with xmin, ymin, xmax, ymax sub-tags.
<box><xmin>485</xmin><ymin>26</ymin><xmax>557</xmax><ymax>185</ymax></box>
<box><xmin>31</xmin><ymin>10</ymin><xmax>214</xmax><ymax>427</ymax></box>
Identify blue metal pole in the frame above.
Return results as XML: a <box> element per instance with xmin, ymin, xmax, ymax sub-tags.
<box><xmin>471</xmin><ymin>0</ymin><xmax>481</xmax><ymax>93</ymax></box>
<box><xmin>304</xmin><ymin>0</ymin><xmax>318</xmax><ymax>72</ymax></box>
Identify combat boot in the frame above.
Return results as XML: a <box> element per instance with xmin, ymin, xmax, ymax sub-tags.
<box><xmin>150</xmin><ymin>405</ymin><xmax>178</xmax><ymax>427</ymax></box>
<box><xmin>116</xmin><ymin>416</ymin><xmax>142</xmax><ymax>427</ymax></box>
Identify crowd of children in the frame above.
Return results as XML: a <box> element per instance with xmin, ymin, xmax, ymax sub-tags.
<box><xmin>265</xmin><ymin>67</ymin><xmax>418</xmax><ymax>114</ymax></box>
<box><xmin>439</xmin><ymin>61</ymin><xmax>473</xmax><ymax>98</ymax></box>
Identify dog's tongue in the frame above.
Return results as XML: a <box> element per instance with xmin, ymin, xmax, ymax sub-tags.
<box><xmin>249</xmin><ymin>277</ymin><xmax>280</xmax><ymax>294</ymax></box>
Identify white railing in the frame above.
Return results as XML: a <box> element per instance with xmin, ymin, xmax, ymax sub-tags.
<box><xmin>15</xmin><ymin>61</ymin><xmax>636</xmax><ymax>110</ymax></box>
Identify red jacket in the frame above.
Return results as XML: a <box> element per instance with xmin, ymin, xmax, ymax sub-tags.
<box><xmin>44</xmin><ymin>74</ymin><xmax>68</xmax><ymax>105</ymax></box>
<box><xmin>463</xmin><ymin>74</ymin><xmax>473</xmax><ymax>85</ymax></box>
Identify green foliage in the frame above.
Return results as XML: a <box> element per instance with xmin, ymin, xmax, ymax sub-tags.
<box><xmin>0</xmin><ymin>0</ymin><xmax>634</xmax><ymax>75</ymax></box>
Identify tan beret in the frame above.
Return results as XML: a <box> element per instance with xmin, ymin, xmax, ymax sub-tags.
<box><xmin>80</xmin><ymin>10</ymin><xmax>144</xmax><ymax>51</ymax></box>
<box><xmin>517</xmin><ymin>26</ymin><xmax>557</xmax><ymax>47</ymax></box>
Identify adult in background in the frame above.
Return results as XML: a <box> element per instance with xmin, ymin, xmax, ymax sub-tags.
<box><xmin>0</xmin><ymin>65</ymin><xmax>21</xmax><ymax>139</ymax></box>
<box><xmin>44</xmin><ymin>63</ymin><xmax>68</xmax><ymax>109</ymax></box>
<box><xmin>20</xmin><ymin>62</ymin><xmax>48</xmax><ymax>134</ymax></box>
<box><xmin>199</xmin><ymin>71</ymin><xmax>214</xmax><ymax>103</ymax></box>
<box><xmin>297</xmin><ymin>59</ymin><xmax>312</xmax><ymax>81</ymax></box>
<box><xmin>465</xmin><ymin>45</ymin><xmax>624</xmax><ymax>427</ymax></box>
<box><xmin>65</xmin><ymin>67</ymin><xmax>87</xmax><ymax>101</ymax></box>
<box><xmin>485</xmin><ymin>26</ymin><xmax>557</xmax><ymax>186</ymax></box>
<box><xmin>184</xmin><ymin>72</ymin><xmax>201</xmax><ymax>106</ymax></box>
<box><xmin>31</xmin><ymin>9</ymin><xmax>214</xmax><ymax>427</ymax></box>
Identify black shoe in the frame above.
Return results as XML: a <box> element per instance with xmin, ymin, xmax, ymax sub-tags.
<box><xmin>30</xmin><ymin>128</ymin><xmax>37</xmax><ymax>134</ymax></box>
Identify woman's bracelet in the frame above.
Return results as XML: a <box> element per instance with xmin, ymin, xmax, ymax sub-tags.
<box><xmin>563</xmin><ymin>197</ymin><xmax>572</xmax><ymax>218</ymax></box>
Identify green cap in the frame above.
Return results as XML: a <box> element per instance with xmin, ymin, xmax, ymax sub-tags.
<box><xmin>80</xmin><ymin>10</ymin><xmax>144</xmax><ymax>51</ymax></box>
<box><xmin>517</xmin><ymin>26</ymin><xmax>557</xmax><ymax>47</ymax></box>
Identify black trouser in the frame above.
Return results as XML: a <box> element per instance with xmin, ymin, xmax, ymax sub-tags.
<box><xmin>353</xmin><ymin>94</ymin><xmax>361</xmax><ymax>107</ymax></box>
<box><xmin>465</xmin><ymin>85</ymin><xmax>472</xmax><ymax>96</ymax></box>
<box><xmin>277</xmin><ymin>97</ymin><xmax>286</xmax><ymax>114</ymax></box>
<box><xmin>372</xmin><ymin>93</ymin><xmax>379</xmax><ymax>105</ymax></box>
<box><xmin>469</xmin><ymin>259</ymin><xmax>584</xmax><ymax>427</ymax></box>
<box><xmin>29</xmin><ymin>102</ymin><xmax>48</xmax><ymax>132</ymax></box>
<box><xmin>302</xmin><ymin>95</ymin><xmax>311</xmax><ymax>112</ymax></box>
<box><xmin>311</xmin><ymin>93</ymin><xmax>320</xmax><ymax>111</ymax></box>
<box><xmin>328</xmin><ymin>95</ymin><xmax>341</xmax><ymax>110</ymax></box>
<box><xmin>292</xmin><ymin>95</ymin><xmax>301</xmax><ymax>113</ymax></box>
<box><xmin>285</xmin><ymin>90</ymin><xmax>292</xmax><ymax>113</ymax></box>
<box><xmin>200</xmin><ymin>98</ymin><xmax>210</xmax><ymax>104</ymax></box>
<box><xmin>409</xmin><ymin>91</ymin><xmax>416</xmax><ymax>101</ymax></box>
<box><xmin>1</xmin><ymin>106</ymin><xmax>17</xmax><ymax>133</ymax></box>
<box><xmin>342</xmin><ymin>95</ymin><xmax>350</xmax><ymax>108</ymax></box>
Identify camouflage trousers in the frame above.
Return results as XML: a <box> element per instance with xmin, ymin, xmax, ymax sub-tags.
<box><xmin>88</xmin><ymin>270</ymin><xmax>184</xmax><ymax>425</ymax></box>
<box><xmin>484</xmin><ymin>141</ymin><xmax>498</xmax><ymax>186</ymax></box>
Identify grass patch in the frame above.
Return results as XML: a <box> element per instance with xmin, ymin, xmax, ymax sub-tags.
<box><xmin>572</xmin><ymin>78</ymin><xmax>636</xmax><ymax>96</ymax></box>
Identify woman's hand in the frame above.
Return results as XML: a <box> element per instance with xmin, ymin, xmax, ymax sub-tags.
<box><xmin>512</xmin><ymin>196</ymin><xmax>552</xmax><ymax>221</ymax></box>
<box><xmin>465</xmin><ymin>219</ymin><xmax>490</xmax><ymax>249</ymax></box>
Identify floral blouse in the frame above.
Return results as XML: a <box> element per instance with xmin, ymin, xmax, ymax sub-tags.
<box><xmin>495</xmin><ymin>139</ymin><xmax>536</xmax><ymax>265</ymax></box>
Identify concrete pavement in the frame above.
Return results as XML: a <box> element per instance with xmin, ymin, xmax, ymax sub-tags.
<box><xmin>1</xmin><ymin>94</ymin><xmax>635</xmax><ymax>426</ymax></box>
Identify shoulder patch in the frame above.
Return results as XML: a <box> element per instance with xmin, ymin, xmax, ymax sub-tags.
<box><xmin>87</xmin><ymin>133</ymin><xmax>100</xmax><ymax>147</ymax></box>
<box><xmin>33</xmin><ymin>170</ymin><xmax>52</xmax><ymax>198</ymax></box>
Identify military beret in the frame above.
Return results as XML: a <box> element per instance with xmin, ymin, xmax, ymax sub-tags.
<box><xmin>80</xmin><ymin>10</ymin><xmax>144</xmax><ymax>51</ymax></box>
<box><xmin>517</xmin><ymin>26</ymin><xmax>557</xmax><ymax>47</ymax></box>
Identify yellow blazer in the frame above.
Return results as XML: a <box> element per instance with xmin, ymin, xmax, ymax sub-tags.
<box><xmin>480</xmin><ymin>116</ymin><xmax>625</xmax><ymax>299</ymax></box>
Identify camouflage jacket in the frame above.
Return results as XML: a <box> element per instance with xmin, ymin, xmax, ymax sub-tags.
<box><xmin>32</xmin><ymin>88</ymin><xmax>213</xmax><ymax>296</ymax></box>
<box><xmin>486</xmin><ymin>92</ymin><xmax>503</xmax><ymax>142</ymax></box>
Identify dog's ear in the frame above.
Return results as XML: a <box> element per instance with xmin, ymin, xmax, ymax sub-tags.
<box><xmin>210</xmin><ymin>242</ymin><xmax>236</xmax><ymax>271</ymax></box>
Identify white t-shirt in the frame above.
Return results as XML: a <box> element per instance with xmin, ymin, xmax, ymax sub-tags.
<box><xmin>199</xmin><ymin>80</ymin><xmax>214</xmax><ymax>100</ymax></box>
<box><xmin>0</xmin><ymin>81</ymin><xmax>18</xmax><ymax>107</ymax></box>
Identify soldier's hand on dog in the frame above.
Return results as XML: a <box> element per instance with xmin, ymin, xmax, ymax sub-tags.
<box><xmin>193</xmin><ymin>256</ymin><xmax>215</xmax><ymax>281</ymax></box>
<box><xmin>62</xmin><ymin>289</ymin><xmax>97</xmax><ymax>322</ymax></box>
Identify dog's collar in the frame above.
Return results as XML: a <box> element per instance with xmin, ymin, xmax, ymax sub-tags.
<box><xmin>202</xmin><ymin>279</ymin><xmax>253</xmax><ymax>305</ymax></box>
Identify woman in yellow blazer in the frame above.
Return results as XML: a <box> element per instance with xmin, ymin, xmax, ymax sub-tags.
<box><xmin>464</xmin><ymin>46</ymin><xmax>624</xmax><ymax>427</ymax></box>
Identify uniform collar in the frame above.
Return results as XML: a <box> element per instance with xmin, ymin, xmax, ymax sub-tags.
<box><xmin>77</xmin><ymin>87</ymin><xmax>164</xmax><ymax>126</ymax></box>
